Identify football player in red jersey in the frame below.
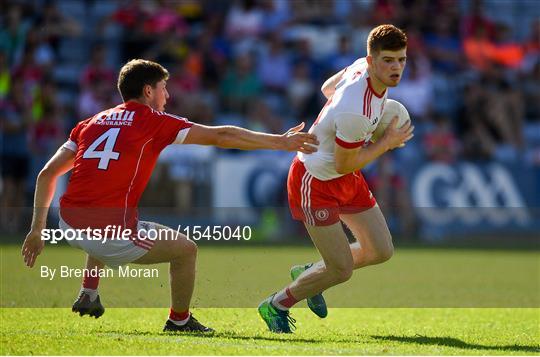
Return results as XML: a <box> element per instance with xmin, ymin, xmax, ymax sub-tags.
<box><xmin>21</xmin><ymin>59</ymin><xmax>318</xmax><ymax>333</ymax></box>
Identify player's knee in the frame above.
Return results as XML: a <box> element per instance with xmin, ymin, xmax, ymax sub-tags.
<box><xmin>171</xmin><ymin>236</ymin><xmax>197</xmax><ymax>259</ymax></box>
<box><xmin>328</xmin><ymin>264</ymin><xmax>353</xmax><ymax>284</ymax></box>
<box><xmin>372</xmin><ymin>244</ymin><xmax>394</xmax><ymax>264</ymax></box>
<box><xmin>335</xmin><ymin>266</ymin><xmax>353</xmax><ymax>283</ymax></box>
<box><xmin>182</xmin><ymin>238</ymin><xmax>197</xmax><ymax>257</ymax></box>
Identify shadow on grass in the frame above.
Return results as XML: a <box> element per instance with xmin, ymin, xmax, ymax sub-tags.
<box><xmin>210</xmin><ymin>331</ymin><xmax>325</xmax><ymax>343</ymax></box>
<box><xmin>371</xmin><ymin>335</ymin><xmax>540</xmax><ymax>353</ymax></box>
<box><xmin>100</xmin><ymin>329</ymin><xmax>325</xmax><ymax>343</ymax></box>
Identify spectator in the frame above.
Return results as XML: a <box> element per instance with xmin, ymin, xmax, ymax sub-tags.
<box><xmin>491</xmin><ymin>23</ymin><xmax>524</xmax><ymax>69</ymax></box>
<box><xmin>289</xmin><ymin>0</ymin><xmax>334</xmax><ymax>25</ymax></box>
<box><xmin>257</xmin><ymin>34</ymin><xmax>291</xmax><ymax>94</ymax></box>
<box><xmin>220</xmin><ymin>52</ymin><xmax>261</xmax><ymax>114</ymax></box>
<box><xmin>349</xmin><ymin>10</ymin><xmax>371</xmax><ymax>57</ymax></box>
<box><xmin>423</xmin><ymin>114</ymin><xmax>459</xmax><ymax>163</ymax></box>
<box><xmin>33</xmin><ymin>1</ymin><xmax>81</xmax><ymax>52</ymax></box>
<box><xmin>326</xmin><ymin>35</ymin><xmax>357</xmax><ymax>73</ymax></box>
<box><xmin>192</xmin><ymin>26</ymin><xmax>229</xmax><ymax>90</ymax></box>
<box><xmin>111</xmin><ymin>1</ymin><xmax>153</xmax><ymax>62</ymax></box>
<box><xmin>226</xmin><ymin>0</ymin><xmax>264</xmax><ymax>38</ymax></box>
<box><xmin>24</xmin><ymin>25</ymin><xmax>55</xmax><ymax>71</ymax></box>
<box><xmin>246</xmin><ymin>99</ymin><xmax>284</xmax><ymax>134</ymax></box>
<box><xmin>80</xmin><ymin>44</ymin><xmax>115</xmax><ymax>89</ymax></box>
<box><xmin>461</xmin><ymin>0</ymin><xmax>496</xmax><ymax>40</ymax></box>
<box><xmin>424</xmin><ymin>17</ymin><xmax>463</xmax><ymax>75</ymax></box>
<box><xmin>461</xmin><ymin>119</ymin><xmax>497</xmax><ymax>161</ymax></box>
<box><xmin>168</xmin><ymin>59</ymin><xmax>201</xmax><ymax>96</ymax></box>
<box><xmin>520</xmin><ymin>60</ymin><xmax>540</xmax><ymax>120</ymax></box>
<box><xmin>463</xmin><ymin>25</ymin><xmax>496</xmax><ymax>72</ymax></box>
<box><xmin>31</xmin><ymin>79</ymin><xmax>58</xmax><ymax>123</ymax></box>
<box><xmin>78</xmin><ymin>80</ymin><xmax>108</xmax><ymax>119</ymax></box>
<box><xmin>287</xmin><ymin>61</ymin><xmax>316</xmax><ymax>119</ymax></box>
<box><xmin>141</xmin><ymin>1</ymin><xmax>187</xmax><ymax>36</ymax></box>
<box><xmin>371</xmin><ymin>0</ymin><xmax>404</xmax><ymax>26</ymax></box>
<box><xmin>28</xmin><ymin>102</ymin><xmax>63</xmax><ymax>185</ymax></box>
<box><xmin>460</xmin><ymin>75</ymin><xmax>524</xmax><ymax>160</ymax></box>
<box><xmin>291</xmin><ymin>38</ymin><xmax>321</xmax><ymax>82</ymax></box>
<box><xmin>12</xmin><ymin>48</ymin><xmax>43</xmax><ymax>92</ymax></box>
<box><xmin>260</xmin><ymin>0</ymin><xmax>290</xmax><ymax>34</ymax></box>
<box><xmin>366</xmin><ymin>154</ymin><xmax>418</xmax><ymax>238</ymax></box>
<box><xmin>1</xmin><ymin>80</ymin><xmax>31</xmax><ymax>233</ymax></box>
<box><xmin>0</xmin><ymin>4</ymin><xmax>29</xmax><ymax>67</ymax></box>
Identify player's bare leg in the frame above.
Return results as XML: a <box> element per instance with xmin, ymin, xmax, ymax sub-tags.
<box><xmin>270</xmin><ymin>205</ymin><xmax>393</xmax><ymax>327</ymax></box>
<box><xmin>289</xmin><ymin>262</ymin><xmax>328</xmax><ymax>318</ymax></box>
<box><xmin>289</xmin><ymin>223</ymin><xmax>354</xmax><ymax>299</ymax></box>
<box><xmin>72</xmin><ymin>255</ymin><xmax>106</xmax><ymax>318</ymax></box>
<box><xmin>340</xmin><ymin>205</ymin><xmax>394</xmax><ymax>269</ymax></box>
<box><xmin>132</xmin><ymin>223</ymin><xmax>212</xmax><ymax>333</ymax></box>
<box><xmin>292</xmin><ymin>206</ymin><xmax>393</xmax><ymax>289</ymax></box>
<box><xmin>259</xmin><ymin>222</ymin><xmax>352</xmax><ymax>332</ymax></box>
<box><xmin>133</xmin><ymin>223</ymin><xmax>196</xmax><ymax>312</ymax></box>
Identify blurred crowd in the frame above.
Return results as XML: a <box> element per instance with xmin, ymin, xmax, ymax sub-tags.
<box><xmin>1</xmin><ymin>0</ymin><xmax>539</xmax><ymax>233</ymax></box>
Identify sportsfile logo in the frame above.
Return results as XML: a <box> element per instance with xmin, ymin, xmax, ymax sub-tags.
<box><xmin>41</xmin><ymin>225</ymin><xmax>137</xmax><ymax>245</ymax></box>
<box><xmin>95</xmin><ymin>110</ymin><xmax>135</xmax><ymax>126</ymax></box>
<box><xmin>40</xmin><ymin>225</ymin><xmax>253</xmax><ymax>244</ymax></box>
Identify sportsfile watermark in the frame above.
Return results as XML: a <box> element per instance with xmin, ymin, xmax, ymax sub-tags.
<box><xmin>40</xmin><ymin>224</ymin><xmax>252</xmax><ymax>244</ymax></box>
<box><xmin>39</xmin><ymin>265</ymin><xmax>160</xmax><ymax>280</ymax></box>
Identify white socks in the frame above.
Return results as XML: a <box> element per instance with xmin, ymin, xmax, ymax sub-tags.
<box><xmin>81</xmin><ymin>288</ymin><xmax>98</xmax><ymax>302</ymax></box>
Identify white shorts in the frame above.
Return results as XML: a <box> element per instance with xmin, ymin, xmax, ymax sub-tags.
<box><xmin>59</xmin><ymin>215</ymin><xmax>156</xmax><ymax>268</ymax></box>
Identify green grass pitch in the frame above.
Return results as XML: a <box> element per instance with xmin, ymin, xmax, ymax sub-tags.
<box><xmin>1</xmin><ymin>244</ymin><xmax>539</xmax><ymax>355</ymax></box>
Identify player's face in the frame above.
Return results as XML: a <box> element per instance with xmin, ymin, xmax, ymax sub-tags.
<box><xmin>148</xmin><ymin>80</ymin><xmax>170</xmax><ymax>111</ymax></box>
<box><xmin>370</xmin><ymin>49</ymin><xmax>407</xmax><ymax>87</ymax></box>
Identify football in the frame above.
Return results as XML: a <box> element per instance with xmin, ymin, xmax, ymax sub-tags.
<box><xmin>370</xmin><ymin>99</ymin><xmax>410</xmax><ymax>143</ymax></box>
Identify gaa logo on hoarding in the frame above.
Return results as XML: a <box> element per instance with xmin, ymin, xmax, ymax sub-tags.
<box><xmin>412</xmin><ymin>163</ymin><xmax>531</xmax><ymax>226</ymax></box>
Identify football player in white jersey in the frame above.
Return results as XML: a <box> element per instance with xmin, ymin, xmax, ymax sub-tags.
<box><xmin>259</xmin><ymin>24</ymin><xmax>414</xmax><ymax>333</ymax></box>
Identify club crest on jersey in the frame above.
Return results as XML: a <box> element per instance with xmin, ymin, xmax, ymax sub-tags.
<box><xmin>315</xmin><ymin>209</ymin><xmax>329</xmax><ymax>221</ymax></box>
<box><xmin>95</xmin><ymin>110</ymin><xmax>135</xmax><ymax>126</ymax></box>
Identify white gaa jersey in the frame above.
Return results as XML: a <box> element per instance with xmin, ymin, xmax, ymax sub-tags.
<box><xmin>298</xmin><ymin>57</ymin><xmax>388</xmax><ymax>181</ymax></box>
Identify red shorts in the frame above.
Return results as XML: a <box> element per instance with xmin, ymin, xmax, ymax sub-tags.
<box><xmin>287</xmin><ymin>157</ymin><xmax>376</xmax><ymax>226</ymax></box>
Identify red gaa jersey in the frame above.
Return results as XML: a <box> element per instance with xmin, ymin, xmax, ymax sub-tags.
<box><xmin>59</xmin><ymin>101</ymin><xmax>192</xmax><ymax>230</ymax></box>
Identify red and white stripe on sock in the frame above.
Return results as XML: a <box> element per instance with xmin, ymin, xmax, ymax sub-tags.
<box><xmin>169</xmin><ymin>308</ymin><xmax>191</xmax><ymax>326</ymax></box>
<box><xmin>271</xmin><ymin>287</ymin><xmax>299</xmax><ymax>311</ymax></box>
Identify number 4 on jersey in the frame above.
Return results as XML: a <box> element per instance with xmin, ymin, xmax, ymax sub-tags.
<box><xmin>82</xmin><ymin>128</ymin><xmax>121</xmax><ymax>170</ymax></box>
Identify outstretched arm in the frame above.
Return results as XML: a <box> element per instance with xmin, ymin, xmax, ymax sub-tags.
<box><xmin>183</xmin><ymin>122</ymin><xmax>318</xmax><ymax>154</ymax></box>
<box><xmin>22</xmin><ymin>147</ymin><xmax>75</xmax><ymax>268</ymax></box>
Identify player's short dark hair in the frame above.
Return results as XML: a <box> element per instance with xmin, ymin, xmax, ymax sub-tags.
<box><xmin>117</xmin><ymin>59</ymin><xmax>169</xmax><ymax>101</ymax></box>
<box><xmin>367</xmin><ymin>24</ymin><xmax>407</xmax><ymax>56</ymax></box>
